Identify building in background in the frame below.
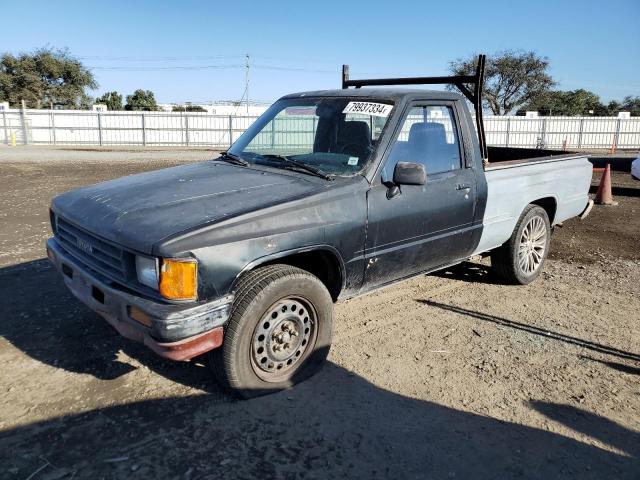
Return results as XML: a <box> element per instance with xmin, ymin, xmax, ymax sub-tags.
<box><xmin>157</xmin><ymin>101</ymin><xmax>269</xmax><ymax>116</ymax></box>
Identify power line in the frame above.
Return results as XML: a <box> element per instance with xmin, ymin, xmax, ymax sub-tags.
<box><xmin>86</xmin><ymin>58</ymin><xmax>410</xmax><ymax>104</ymax></box>
<box><xmin>81</xmin><ymin>54</ymin><xmax>339</xmax><ymax>64</ymax></box>
<box><xmin>88</xmin><ymin>64</ymin><xmax>339</xmax><ymax>74</ymax></box>
<box><xmin>80</xmin><ymin>54</ymin><xmax>244</xmax><ymax>61</ymax></box>
<box><xmin>253</xmin><ymin>64</ymin><xmax>337</xmax><ymax>74</ymax></box>
<box><xmin>90</xmin><ymin>64</ymin><xmax>243</xmax><ymax>71</ymax></box>
<box><xmin>89</xmin><ymin>62</ymin><xmax>401</xmax><ymax>77</ymax></box>
<box><xmin>88</xmin><ymin>64</ymin><xmax>336</xmax><ymax>73</ymax></box>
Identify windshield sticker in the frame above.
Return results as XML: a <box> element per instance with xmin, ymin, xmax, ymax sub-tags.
<box><xmin>342</xmin><ymin>102</ymin><xmax>393</xmax><ymax>117</ymax></box>
<box><xmin>347</xmin><ymin>156</ymin><xmax>359</xmax><ymax>166</ymax></box>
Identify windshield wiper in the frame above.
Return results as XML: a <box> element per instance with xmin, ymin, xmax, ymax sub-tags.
<box><xmin>218</xmin><ymin>151</ymin><xmax>249</xmax><ymax>167</ymax></box>
<box><xmin>259</xmin><ymin>154</ymin><xmax>332</xmax><ymax>180</ymax></box>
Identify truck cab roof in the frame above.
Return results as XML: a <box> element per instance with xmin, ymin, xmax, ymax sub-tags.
<box><xmin>281</xmin><ymin>88</ymin><xmax>465</xmax><ymax>103</ymax></box>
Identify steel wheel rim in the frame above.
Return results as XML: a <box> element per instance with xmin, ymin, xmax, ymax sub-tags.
<box><xmin>250</xmin><ymin>297</ymin><xmax>317</xmax><ymax>382</ymax></box>
<box><xmin>518</xmin><ymin>216</ymin><xmax>547</xmax><ymax>275</ymax></box>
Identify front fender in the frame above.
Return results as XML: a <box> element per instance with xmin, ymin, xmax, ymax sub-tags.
<box><xmin>191</xmin><ymin>227</ymin><xmax>327</xmax><ymax>300</ymax></box>
<box><xmin>231</xmin><ymin>244</ymin><xmax>346</xmax><ymax>292</ymax></box>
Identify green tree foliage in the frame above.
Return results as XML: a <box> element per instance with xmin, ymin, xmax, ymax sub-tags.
<box><xmin>620</xmin><ymin>96</ymin><xmax>640</xmax><ymax>116</ymax></box>
<box><xmin>520</xmin><ymin>89</ymin><xmax>606</xmax><ymax>116</ymax></box>
<box><xmin>95</xmin><ymin>91</ymin><xmax>123</xmax><ymax>111</ymax></box>
<box><xmin>0</xmin><ymin>47</ymin><xmax>97</xmax><ymax>109</ymax></box>
<box><xmin>449</xmin><ymin>50</ymin><xmax>555</xmax><ymax>115</ymax></box>
<box><xmin>125</xmin><ymin>89</ymin><xmax>159</xmax><ymax>111</ymax></box>
<box><xmin>172</xmin><ymin>105</ymin><xmax>207</xmax><ymax>112</ymax></box>
<box><xmin>520</xmin><ymin>91</ymin><xmax>640</xmax><ymax>116</ymax></box>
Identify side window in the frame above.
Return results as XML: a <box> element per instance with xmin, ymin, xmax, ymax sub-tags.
<box><xmin>386</xmin><ymin>105</ymin><xmax>462</xmax><ymax>176</ymax></box>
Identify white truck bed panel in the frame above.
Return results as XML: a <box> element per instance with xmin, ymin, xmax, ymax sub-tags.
<box><xmin>473</xmin><ymin>155</ymin><xmax>592</xmax><ymax>255</ymax></box>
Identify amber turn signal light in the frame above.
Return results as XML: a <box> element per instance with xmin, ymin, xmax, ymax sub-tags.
<box><xmin>129</xmin><ymin>306</ymin><xmax>153</xmax><ymax>327</ymax></box>
<box><xmin>159</xmin><ymin>258</ymin><xmax>198</xmax><ymax>300</ymax></box>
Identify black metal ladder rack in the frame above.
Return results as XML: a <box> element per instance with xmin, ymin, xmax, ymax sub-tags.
<box><xmin>341</xmin><ymin>54</ymin><xmax>488</xmax><ymax>162</ymax></box>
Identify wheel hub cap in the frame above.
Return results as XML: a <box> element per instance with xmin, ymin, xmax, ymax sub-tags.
<box><xmin>271</xmin><ymin>321</ymin><xmax>300</xmax><ymax>356</ymax></box>
<box><xmin>517</xmin><ymin>216</ymin><xmax>547</xmax><ymax>275</ymax></box>
<box><xmin>251</xmin><ymin>298</ymin><xmax>315</xmax><ymax>379</ymax></box>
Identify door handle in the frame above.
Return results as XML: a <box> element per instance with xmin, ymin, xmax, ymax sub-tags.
<box><xmin>456</xmin><ymin>183</ymin><xmax>471</xmax><ymax>191</ymax></box>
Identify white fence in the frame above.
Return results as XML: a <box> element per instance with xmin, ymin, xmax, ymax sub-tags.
<box><xmin>1</xmin><ymin>109</ymin><xmax>639</xmax><ymax>150</ymax></box>
<box><xmin>484</xmin><ymin>116</ymin><xmax>640</xmax><ymax>150</ymax></box>
<box><xmin>0</xmin><ymin>109</ymin><xmax>255</xmax><ymax>147</ymax></box>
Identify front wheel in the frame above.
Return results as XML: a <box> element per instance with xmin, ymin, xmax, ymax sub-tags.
<box><xmin>491</xmin><ymin>205</ymin><xmax>551</xmax><ymax>285</ymax></box>
<box><xmin>209</xmin><ymin>264</ymin><xmax>333</xmax><ymax>398</ymax></box>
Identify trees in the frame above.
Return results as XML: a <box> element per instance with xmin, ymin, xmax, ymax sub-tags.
<box><xmin>449</xmin><ymin>50</ymin><xmax>555</xmax><ymax>115</ymax></box>
<box><xmin>520</xmin><ymin>89</ymin><xmax>606</xmax><ymax>116</ymax></box>
<box><xmin>95</xmin><ymin>91</ymin><xmax>123</xmax><ymax>111</ymax></box>
<box><xmin>620</xmin><ymin>96</ymin><xmax>640</xmax><ymax>116</ymax></box>
<box><xmin>172</xmin><ymin>105</ymin><xmax>207</xmax><ymax>112</ymax></box>
<box><xmin>125</xmin><ymin>89</ymin><xmax>159</xmax><ymax>111</ymax></box>
<box><xmin>0</xmin><ymin>47</ymin><xmax>97</xmax><ymax>109</ymax></box>
<box><xmin>450</xmin><ymin>50</ymin><xmax>637</xmax><ymax>117</ymax></box>
<box><xmin>601</xmin><ymin>96</ymin><xmax>640</xmax><ymax>116</ymax></box>
<box><xmin>520</xmin><ymin>91</ymin><xmax>640</xmax><ymax>116</ymax></box>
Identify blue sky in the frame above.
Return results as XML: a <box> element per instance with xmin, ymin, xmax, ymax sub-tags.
<box><xmin>3</xmin><ymin>0</ymin><xmax>639</xmax><ymax>104</ymax></box>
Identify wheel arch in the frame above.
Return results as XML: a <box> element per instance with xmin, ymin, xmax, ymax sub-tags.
<box><xmin>529</xmin><ymin>196</ymin><xmax>558</xmax><ymax>224</ymax></box>
<box><xmin>232</xmin><ymin>246</ymin><xmax>345</xmax><ymax>302</ymax></box>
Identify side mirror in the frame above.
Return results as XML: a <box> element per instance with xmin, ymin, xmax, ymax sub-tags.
<box><xmin>393</xmin><ymin>161</ymin><xmax>427</xmax><ymax>186</ymax></box>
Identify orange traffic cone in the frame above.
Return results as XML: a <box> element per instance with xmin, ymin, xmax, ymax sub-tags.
<box><xmin>594</xmin><ymin>164</ymin><xmax>617</xmax><ymax>205</ymax></box>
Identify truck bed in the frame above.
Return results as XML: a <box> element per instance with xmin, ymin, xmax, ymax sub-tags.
<box><xmin>472</xmin><ymin>152</ymin><xmax>592</xmax><ymax>256</ymax></box>
<box><xmin>486</xmin><ymin>146</ymin><xmax>585</xmax><ymax>170</ymax></box>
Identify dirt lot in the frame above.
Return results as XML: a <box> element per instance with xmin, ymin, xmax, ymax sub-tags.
<box><xmin>0</xmin><ymin>146</ymin><xmax>638</xmax><ymax>479</ymax></box>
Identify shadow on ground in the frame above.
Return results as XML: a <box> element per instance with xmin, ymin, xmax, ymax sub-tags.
<box><xmin>0</xmin><ymin>258</ymin><xmax>217</xmax><ymax>390</ymax></box>
<box><xmin>1</xmin><ymin>260</ymin><xmax>639</xmax><ymax>478</ymax></box>
<box><xmin>433</xmin><ymin>261</ymin><xmax>505</xmax><ymax>285</ymax></box>
<box><xmin>420</xmin><ymin>300</ymin><xmax>640</xmax><ymax>363</ymax></box>
<box><xmin>589</xmin><ymin>184</ymin><xmax>640</xmax><ymax>197</ymax></box>
<box><xmin>580</xmin><ymin>355</ymin><xmax>640</xmax><ymax>376</ymax></box>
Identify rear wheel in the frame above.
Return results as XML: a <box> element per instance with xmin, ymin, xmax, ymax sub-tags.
<box><xmin>491</xmin><ymin>205</ymin><xmax>550</xmax><ymax>285</ymax></box>
<box><xmin>209</xmin><ymin>264</ymin><xmax>333</xmax><ymax>398</ymax></box>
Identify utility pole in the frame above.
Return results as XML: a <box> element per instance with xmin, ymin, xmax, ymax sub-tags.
<box><xmin>245</xmin><ymin>54</ymin><xmax>250</xmax><ymax>115</ymax></box>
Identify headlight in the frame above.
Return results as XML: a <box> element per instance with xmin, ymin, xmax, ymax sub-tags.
<box><xmin>135</xmin><ymin>255</ymin><xmax>159</xmax><ymax>290</ymax></box>
<box><xmin>159</xmin><ymin>258</ymin><xmax>198</xmax><ymax>301</ymax></box>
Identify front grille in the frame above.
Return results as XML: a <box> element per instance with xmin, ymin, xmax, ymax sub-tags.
<box><xmin>55</xmin><ymin>217</ymin><xmax>128</xmax><ymax>282</ymax></box>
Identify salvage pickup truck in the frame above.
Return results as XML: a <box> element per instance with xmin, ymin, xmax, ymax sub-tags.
<box><xmin>47</xmin><ymin>56</ymin><xmax>593</xmax><ymax>397</ymax></box>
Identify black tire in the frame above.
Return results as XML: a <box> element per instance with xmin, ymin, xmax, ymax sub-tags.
<box><xmin>491</xmin><ymin>205</ymin><xmax>551</xmax><ymax>285</ymax></box>
<box><xmin>209</xmin><ymin>264</ymin><xmax>333</xmax><ymax>399</ymax></box>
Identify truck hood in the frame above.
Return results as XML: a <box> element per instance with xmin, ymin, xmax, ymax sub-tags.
<box><xmin>51</xmin><ymin>162</ymin><xmax>325</xmax><ymax>254</ymax></box>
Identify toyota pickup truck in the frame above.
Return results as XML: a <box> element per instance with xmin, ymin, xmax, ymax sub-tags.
<box><xmin>47</xmin><ymin>56</ymin><xmax>593</xmax><ymax>398</ymax></box>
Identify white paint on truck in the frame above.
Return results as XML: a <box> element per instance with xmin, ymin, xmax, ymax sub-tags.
<box><xmin>472</xmin><ymin>155</ymin><xmax>593</xmax><ymax>255</ymax></box>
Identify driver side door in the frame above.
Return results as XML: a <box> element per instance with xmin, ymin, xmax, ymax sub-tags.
<box><xmin>363</xmin><ymin>102</ymin><xmax>477</xmax><ymax>289</ymax></box>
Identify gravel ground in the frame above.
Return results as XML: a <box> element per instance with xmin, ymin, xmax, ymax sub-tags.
<box><xmin>0</xmin><ymin>146</ymin><xmax>638</xmax><ymax>479</ymax></box>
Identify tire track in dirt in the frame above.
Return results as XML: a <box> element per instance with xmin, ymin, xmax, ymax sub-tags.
<box><xmin>334</xmin><ymin>279</ymin><xmax>464</xmax><ymax>343</ymax></box>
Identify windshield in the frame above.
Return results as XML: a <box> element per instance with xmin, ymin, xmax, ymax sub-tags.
<box><xmin>228</xmin><ymin>97</ymin><xmax>394</xmax><ymax>176</ymax></box>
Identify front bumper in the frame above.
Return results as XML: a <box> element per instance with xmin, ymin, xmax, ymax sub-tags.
<box><xmin>46</xmin><ymin>238</ymin><xmax>233</xmax><ymax>361</ymax></box>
